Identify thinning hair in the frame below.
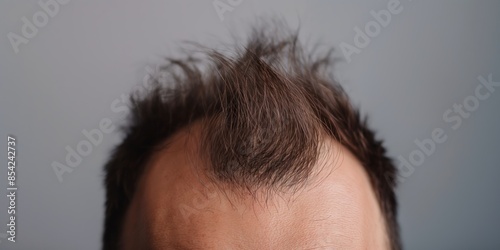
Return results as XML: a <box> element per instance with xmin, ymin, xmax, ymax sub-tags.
<box><xmin>103</xmin><ymin>24</ymin><xmax>401</xmax><ymax>249</ymax></box>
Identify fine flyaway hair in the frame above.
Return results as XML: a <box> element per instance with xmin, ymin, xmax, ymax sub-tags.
<box><xmin>102</xmin><ymin>22</ymin><xmax>401</xmax><ymax>250</ymax></box>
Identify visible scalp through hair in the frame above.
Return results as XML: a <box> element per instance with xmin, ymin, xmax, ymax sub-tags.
<box><xmin>103</xmin><ymin>23</ymin><xmax>401</xmax><ymax>250</ymax></box>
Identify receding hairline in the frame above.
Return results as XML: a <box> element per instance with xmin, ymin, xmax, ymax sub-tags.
<box><xmin>125</xmin><ymin>118</ymin><xmax>390</xmax><ymax>249</ymax></box>
<box><xmin>142</xmin><ymin>118</ymin><xmax>341</xmax><ymax>201</ymax></box>
<box><xmin>103</xmin><ymin>22</ymin><xmax>400</xmax><ymax>250</ymax></box>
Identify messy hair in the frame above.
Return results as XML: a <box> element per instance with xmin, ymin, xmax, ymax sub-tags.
<box><xmin>103</xmin><ymin>24</ymin><xmax>401</xmax><ymax>249</ymax></box>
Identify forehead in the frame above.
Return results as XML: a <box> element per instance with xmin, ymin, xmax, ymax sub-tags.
<box><xmin>121</xmin><ymin>126</ymin><xmax>388</xmax><ymax>249</ymax></box>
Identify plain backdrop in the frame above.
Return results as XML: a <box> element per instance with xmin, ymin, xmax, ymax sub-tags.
<box><xmin>1</xmin><ymin>1</ymin><xmax>499</xmax><ymax>249</ymax></box>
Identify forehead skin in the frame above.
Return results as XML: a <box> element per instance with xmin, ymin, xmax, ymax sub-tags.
<box><xmin>120</xmin><ymin>123</ymin><xmax>389</xmax><ymax>249</ymax></box>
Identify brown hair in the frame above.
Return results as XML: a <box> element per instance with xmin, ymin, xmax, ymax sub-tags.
<box><xmin>103</xmin><ymin>23</ymin><xmax>401</xmax><ymax>249</ymax></box>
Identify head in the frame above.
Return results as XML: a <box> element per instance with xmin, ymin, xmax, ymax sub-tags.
<box><xmin>103</xmin><ymin>24</ymin><xmax>400</xmax><ymax>249</ymax></box>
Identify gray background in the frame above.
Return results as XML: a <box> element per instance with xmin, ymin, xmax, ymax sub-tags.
<box><xmin>1</xmin><ymin>0</ymin><xmax>499</xmax><ymax>249</ymax></box>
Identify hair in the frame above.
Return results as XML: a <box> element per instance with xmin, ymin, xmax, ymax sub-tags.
<box><xmin>103</xmin><ymin>23</ymin><xmax>401</xmax><ymax>249</ymax></box>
